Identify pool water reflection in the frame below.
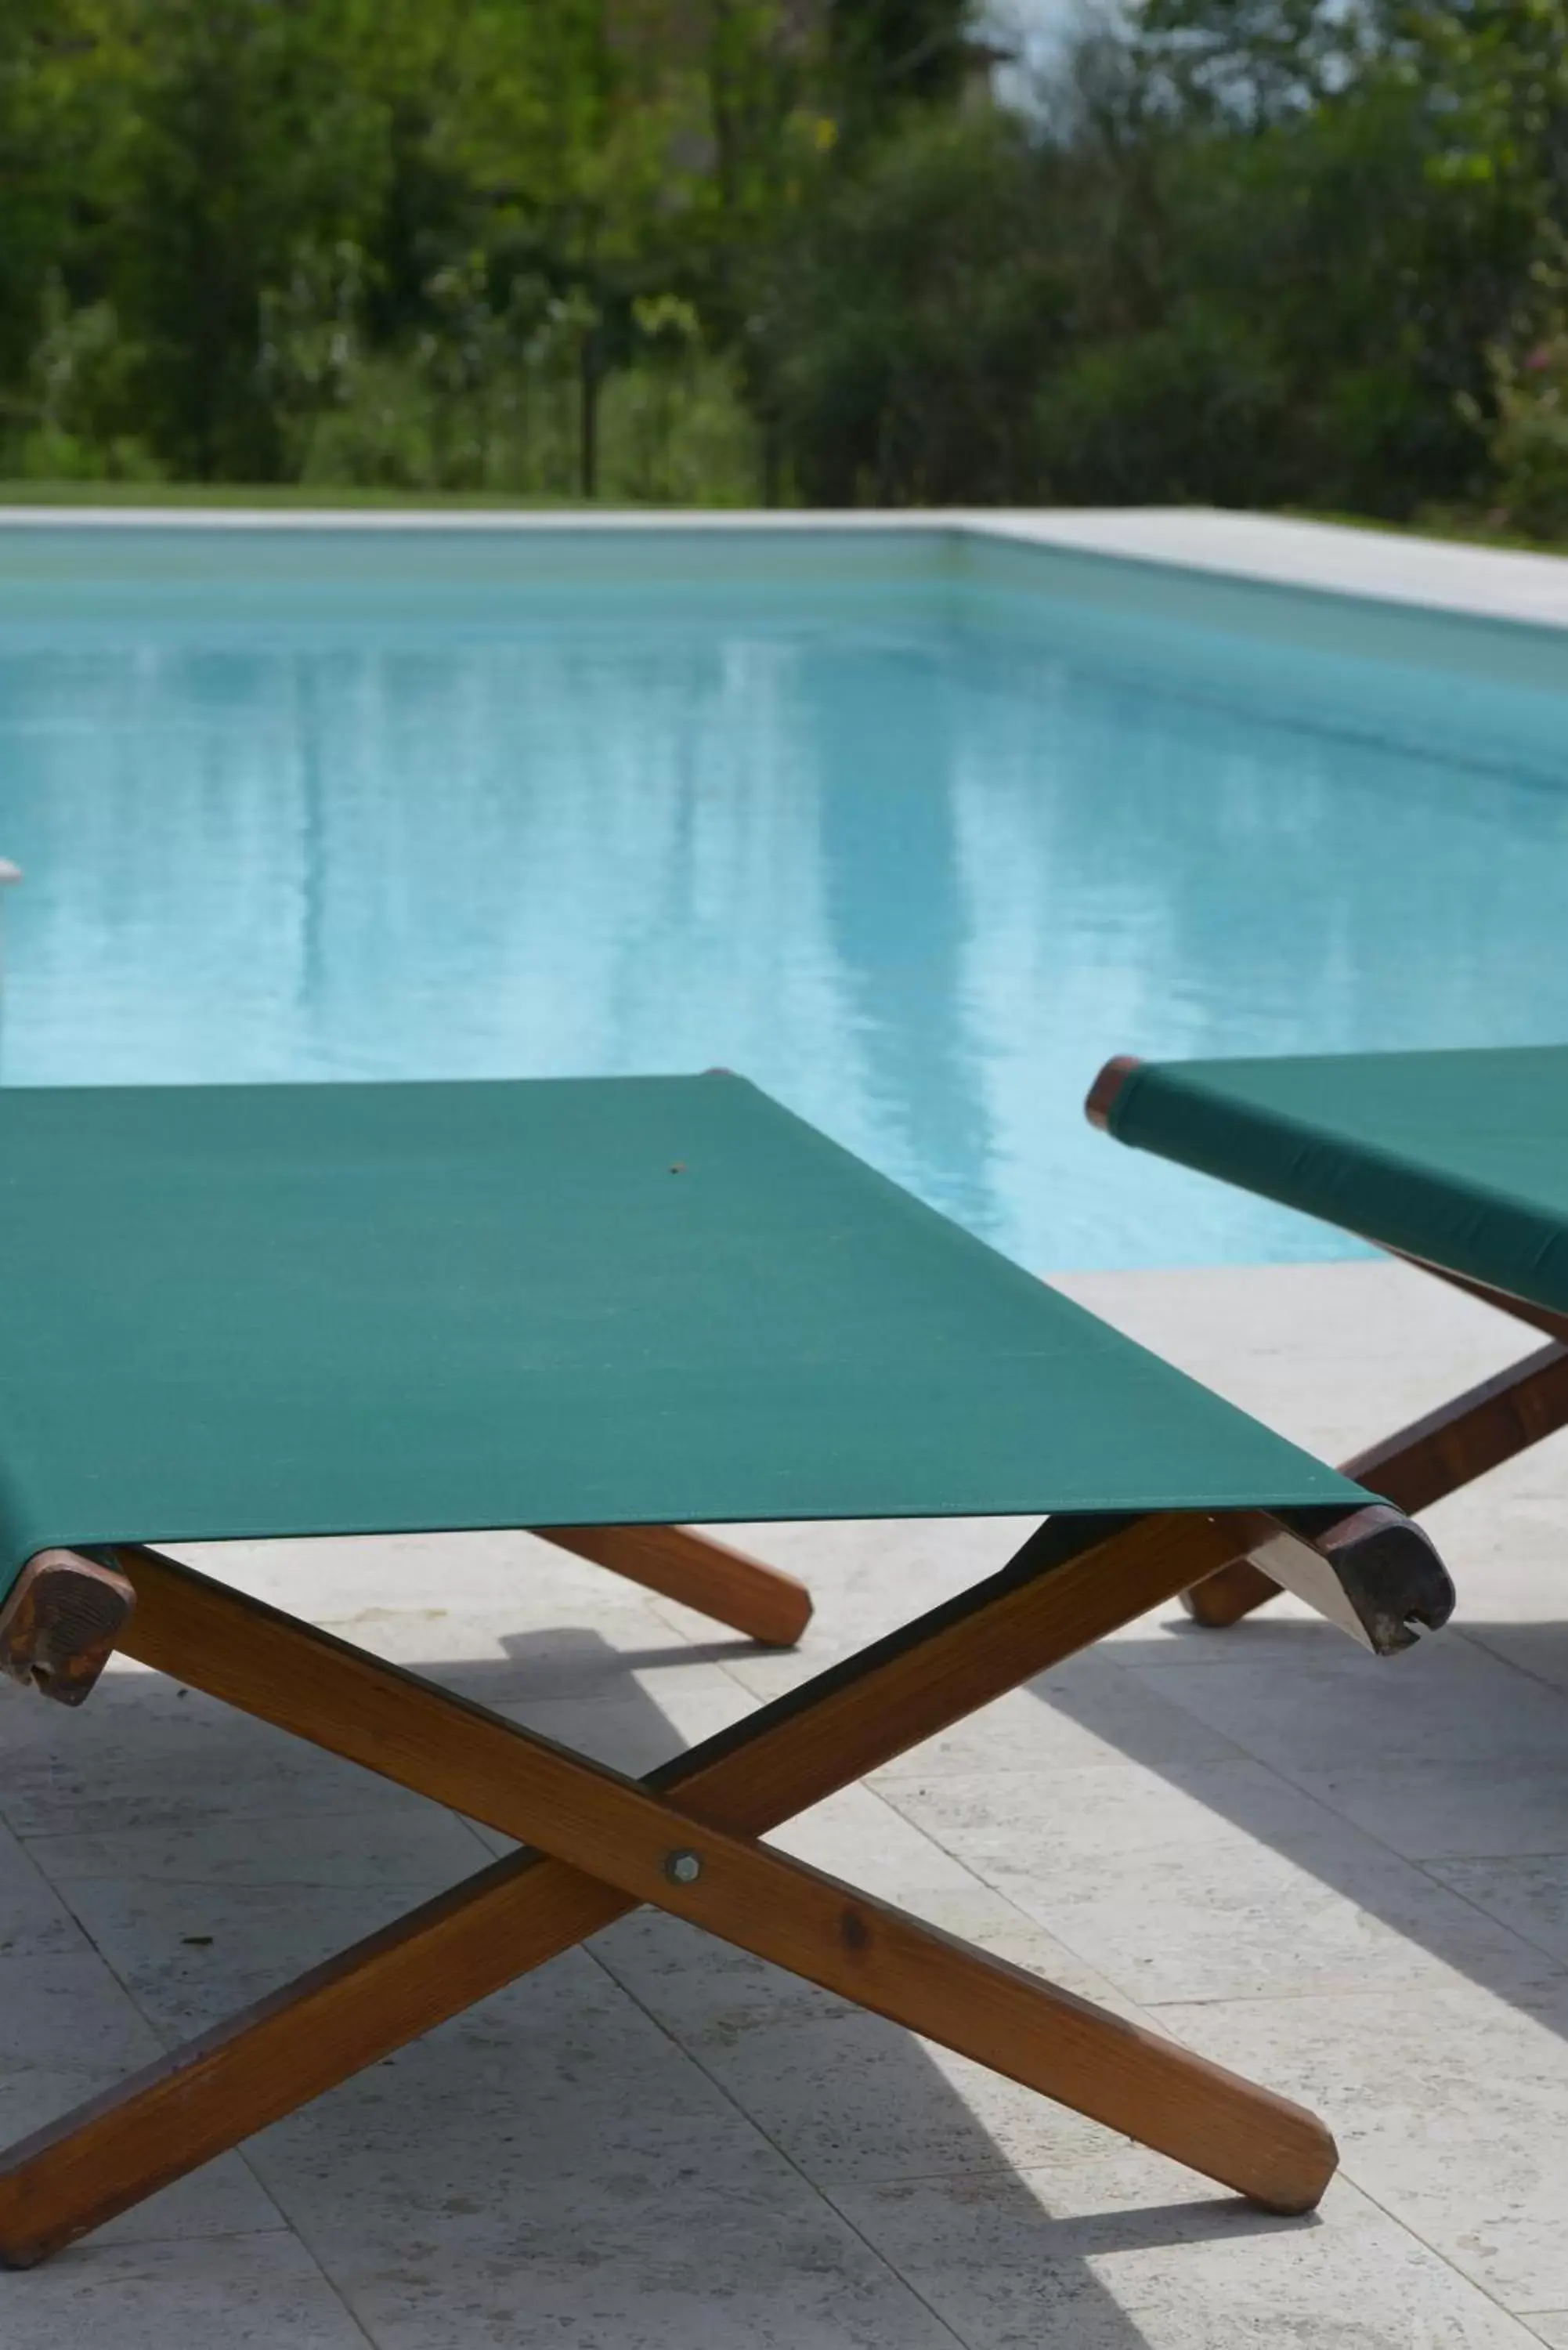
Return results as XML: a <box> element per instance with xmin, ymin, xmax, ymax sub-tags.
<box><xmin>3</xmin><ymin>545</ymin><xmax>1566</xmax><ymax>1268</ymax></box>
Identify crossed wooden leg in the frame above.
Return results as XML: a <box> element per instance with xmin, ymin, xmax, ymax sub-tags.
<box><xmin>0</xmin><ymin>1502</ymin><xmax>1446</xmax><ymax>2267</ymax></box>
<box><xmin>531</xmin><ymin>1522</ymin><xmax>811</xmax><ymax>1646</ymax></box>
<box><xmin>1185</xmin><ymin>1275</ymin><xmax>1568</xmax><ymax>1628</ymax></box>
<box><xmin>0</xmin><ymin>1520</ymin><xmax>809</xmax><ymax>1712</ymax></box>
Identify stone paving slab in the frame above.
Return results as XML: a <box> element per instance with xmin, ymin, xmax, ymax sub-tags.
<box><xmin>0</xmin><ymin>1256</ymin><xmax>1563</xmax><ymax>2347</ymax></box>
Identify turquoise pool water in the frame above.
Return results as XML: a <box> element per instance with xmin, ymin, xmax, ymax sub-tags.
<box><xmin>2</xmin><ymin>526</ymin><xmax>1566</xmax><ymax>1269</ymax></box>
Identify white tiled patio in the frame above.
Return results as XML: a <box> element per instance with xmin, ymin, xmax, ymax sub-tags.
<box><xmin>2</xmin><ymin>1256</ymin><xmax>1566</xmax><ymax>2348</ymax></box>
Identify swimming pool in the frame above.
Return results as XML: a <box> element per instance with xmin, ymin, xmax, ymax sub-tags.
<box><xmin>2</xmin><ymin>522</ymin><xmax>1566</xmax><ymax>1269</ymax></box>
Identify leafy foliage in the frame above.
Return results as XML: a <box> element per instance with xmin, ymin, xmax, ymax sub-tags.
<box><xmin>760</xmin><ymin>114</ymin><xmax>1068</xmax><ymax>503</ymax></box>
<box><xmin>1</xmin><ymin>0</ymin><xmax>1565</xmax><ymax>524</ymax></box>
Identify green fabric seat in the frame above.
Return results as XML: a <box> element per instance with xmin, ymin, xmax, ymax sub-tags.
<box><xmin>0</xmin><ymin>1074</ymin><xmax>1366</xmax><ymax>1604</ymax></box>
<box><xmin>1102</xmin><ymin>1045</ymin><xmax>1568</xmax><ymax>1314</ymax></box>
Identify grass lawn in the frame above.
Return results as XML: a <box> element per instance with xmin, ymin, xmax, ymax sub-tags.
<box><xmin>1292</xmin><ymin>507</ymin><xmax>1568</xmax><ymax>559</ymax></box>
<box><xmin>0</xmin><ymin>481</ymin><xmax>642</xmax><ymax>510</ymax></box>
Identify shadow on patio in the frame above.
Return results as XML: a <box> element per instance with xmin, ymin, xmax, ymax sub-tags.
<box><xmin>0</xmin><ymin>1612</ymin><xmax>1317</xmax><ymax>2350</ymax></box>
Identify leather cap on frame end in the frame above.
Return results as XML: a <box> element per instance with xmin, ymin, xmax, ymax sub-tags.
<box><xmin>1085</xmin><ymin>1055</ymin><xmax>1143</xmax><ymax>1134</ymax></box>
<box><xmin>1249</xmin><ymin>1506</ymin><xmax>1456</xmax><ymax>1658</ymax></box>
<box><xmin>0</xmin><ymin>1549</ymin><xmax>137</xmax><ymax>1706</ymax></box>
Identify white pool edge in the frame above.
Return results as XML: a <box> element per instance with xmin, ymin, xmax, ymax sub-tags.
<box><xmin>3</xmin><ymin>504</ymin><xmax>1567</xmax><ymax>632</ymax></box>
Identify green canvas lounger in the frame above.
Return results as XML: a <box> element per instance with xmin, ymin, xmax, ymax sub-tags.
<box><xmin>0</xmin><ymin>1075</ymin><xmax>1454</xmax><ymax>2265</ymax></box>
<box><xmin>1089</xmin><ymin>1044</ymin><xmax>1568</xmax><ymax>1625</ymax></box>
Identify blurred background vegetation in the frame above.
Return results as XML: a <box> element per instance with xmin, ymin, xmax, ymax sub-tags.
<box><xmin>2</xmin><ymin>0</ymin><xmax>1566</xmax><ymax>530</ymax></box>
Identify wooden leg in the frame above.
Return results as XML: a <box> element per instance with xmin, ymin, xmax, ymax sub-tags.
<box><xmin>0</xmin><ymin>1509</ymin><xmax>1341</xmax><ymax>2264</ymax></box>
<box><xmin>1183</xmin><ymin>1339</ymin><xmax>1568</xmax><ymax>1629</ymax></box>
<box><xmin>1393</xmin><ymin>1255</ymin><xmax>1568</xmax><ymax>1345</ymax></box>
<box><xmin>116</xmin><ymin>1524</ymin><xmax>1338</xmax><ymax>2221</ymax></box>
<box><xmin>1180</xmin><ymin>1556</ymin><xmax>1278</xmax><ymax>1626</ymax></box>
<box><xmin>533</xmin><ymin>1522</ymin><xmax>811</xmax><ymax>1646</ymax></box>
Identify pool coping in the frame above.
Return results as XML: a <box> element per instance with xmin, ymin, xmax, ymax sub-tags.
<box><xmin>3</xmin><ymin>505</ymin><xmax>1567</xmax><ymax>632</ymax></box>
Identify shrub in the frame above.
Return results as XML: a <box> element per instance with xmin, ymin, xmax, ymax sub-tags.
<box><xmin>759</xmin><ymin>114</ymin><xmax>1067</xmax><ymax>505</ymax></box>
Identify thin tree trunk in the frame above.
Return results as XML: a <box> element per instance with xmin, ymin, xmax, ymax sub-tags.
<box><xmin>580</xmin><ymin>328</ymin><xmax>599</xmax><ymax>499</ymax></box>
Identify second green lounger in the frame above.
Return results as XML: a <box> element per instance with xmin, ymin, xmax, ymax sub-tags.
<box><xmin>1089</xmin><ymin>1043</ymin><xmax>1568</xmax><ymax>1624</ymax></box>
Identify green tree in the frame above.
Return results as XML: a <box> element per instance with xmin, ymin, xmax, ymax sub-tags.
<box><xmin>2</xmin><ymin>0</ymin><xmax>1565</xmax><ymax>523</ymax></box>
<box><xmin>0</xmin><ymin>1</ymin><xmax>138</xmax><ymax>421</ymax></box>
<box><xmin>761</xmin><ymin>112</ymin><xmax>1068</xmax><ymax>502</ymax></box>
<box><xmin>826</xmin><ymin>0</ymin><xmax>977</xmax><ymax>135</ymax></box>
<box><xmin>115</xmin><ymin>0</ymin><xmax>388</xmax><ymax>478</ymax></box>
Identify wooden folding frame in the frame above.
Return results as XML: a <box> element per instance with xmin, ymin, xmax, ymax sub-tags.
<box><xmin>0</xmin><ymin>1497</ymin><xmax>1451</xmax><ymax>2268</ymax></box>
